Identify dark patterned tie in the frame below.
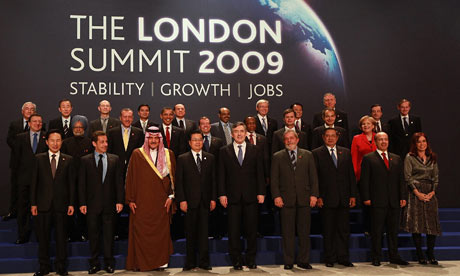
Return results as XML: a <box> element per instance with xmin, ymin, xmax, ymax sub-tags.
<box><xmin>32</xmin><ymin>133</ymin><xmax>38</xmax><ymax>153</ymax></box>
<box><xmin>203</xmin><ymin>135</ymin><xmax>210</xmax><ymax>152</ymax></box>
<box><xmin>51</xmin><ymin>154</ymin><xmax>57</xmax><ymax>178</ymax></box>
<box><xmin>196</xmin><ymin>153</ymin><xmax>201</xmax><ymax>173</ymax></box>
<box><xmin>403</xmin><ymin>117</ymin><xmax>409</xmax><ymax>133</ymax></box>
<box><xmin>331</xmin><ymin>148</ymin><xmax>337</xmax><ymax>168</ymax></box>
<box><xmin>63</xmin><ymin>120</ymin><xmax>69</xmax><ymax>136</ymax></box>
<box><xmin>249</xmin><ymin>133</ymin><xmax>255</xmax><ymax>145</ymax></box>
<box><xmin>179</xmin><ymin>119</ymin><xmax>185</xmax><ymax>129</ymax></box>
<box><xmin>98</xmin><ymin>154</ymin><xmax>104</xmax><ymax>182</ymax></box>
<box><xmin>290</xmin><ymin>150</ymin><xmax>296</xmax><ymax>170</ymax></box>
<box><xmin>237</xmin><ymin>145</ymin><xmax>243</xmax><ymax>166</ymax></box>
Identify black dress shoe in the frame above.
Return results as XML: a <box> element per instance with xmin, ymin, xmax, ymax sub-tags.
<box><xmin>284</xmin><ymin>264</ymin><xmax>293</xmax><ymax>270</ymax></box>
<box><xmin>372</xmin><ymin>260</ymin><xmax>381</xmax><ymax>266</ymax></box>
<box><xmin>390</xmin><ymin>259</ymin><xmax>409</xmax><ymax>265</ymax></box>
<box><xmin>297</xmin><ymin>263</ymin><xmax>312</xmax><ymax>269</ymax></box>
<box><xmin>105</xmin><ymin>266</ymin><xmax>115</xmax><ymax>273</ymax></box>
<box><xmin>325</xmin><ymin>262</ymin><xmax>334</xmax><ymax>267</ymax></box>
<box><xmin>2</xmin><ymin>213</ymin><xmax>15</xmax><ymax>221</ymax></box>
<box><xmin>88</xmin><ymin>266</ymin><xmax>100</xmax><ymax>274</ymax></box>
<box><xmin>428</xmin><ymin>258</ymin><xmax>439</xmax><ymax>265</ymax></box>
<box><xmin>233</xmin><ymin>264</ymin><xmax>243</xmax><ymax>270</ymax></box>
<box><xmin>56</xmin><ymin>270</ymin><xmax>68</xmax><ymax>276</ymax></box>
<box><xmin>183</xmin><ymin>266</ymin><xmax>195</xmax><ymax>271</ymax></box>
<box><xmin>14</xmin><ymin>238</ymin><xmax>28</xmax><ymax>244</ymax></box>
<box><xmin>199</xmin><ymin>265</ymin><xmax>212</xmax><ymax>270</ymax></box>
<box><xmin>256</xmin><ymin>232</ymin><xmax>264</xmax><ymax>238</ymax></box>
<box><xmin>247</xmin><ymin>263</ymin><xmax>257</xmax><ymax>269</ymax></box>
<box><xmin>80</xmin><ymin>235</ymin><xmax>88</xmax><ymax>242</ymax></box>
<box><xmin>338</xmin><ymin>261</ymin><xmax>354</xmax><ymax>267</ymax></box>
<box><xmin>418</xmin><ymin>258</ymin><xmax>427</xmax><ymax>265</ymax></box>
<box><xmin>33</xmin><ymin>271</ymin><xmax>49</xmax><ymax>276</ymax></box>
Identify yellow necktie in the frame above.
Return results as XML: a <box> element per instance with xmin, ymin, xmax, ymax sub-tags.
<box><xmin>123</xmin><ymin>128</ymin><xmax>129</xmax><ymax>150</ymax></box>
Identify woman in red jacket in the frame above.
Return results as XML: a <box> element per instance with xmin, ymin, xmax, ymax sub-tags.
<box><xmin>351</xmin><ymin>115</ymin><xmax>377</xmax><ymax>181</ymax></box>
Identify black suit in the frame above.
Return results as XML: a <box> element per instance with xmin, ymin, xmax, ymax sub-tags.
<box><xmin>159</xmin><ymin>124</ymin><xmax>186</xmax><ymax>158</ymax></box>
<box><xmin>31</xmin><ymin>152</ymin><xmax>75</xmax><ymax>273</ymax></box>
<box><xmin>254</xmin><ymin>115</ymin><xmax>278</xmax><ymax>152</ymax></box>
<box><xmin>311</xmin><ymin>126</ymin><xmax>350</xmax><ymax>150</ymax></box>
<box><xmin>374</xmin><ymin>120</ymin><xmax>390</xmax><ymax>134</ymax></box>
<box><xmin>312</xmin><ymin>108</ymin><xmax>349</xmax><ymax>131</ymax></box>
<box><xmin>176</xmin><ymin>151</ymin><xmax>216</xmax><ymax>268</ymax></box>
<box><xmin>88</xmin><ymin>117</ymin><xmax>120</xmax><ymax>137</ymax></box>
<box><xmin>13</xmin><ymin>131</ymin><xmax>48</xmax><ymax>241</ymax></box>
<box><xmin>388</xmin><ymin>115</ymin><xmax>422</xmax><ymax>158</ymax></box>
<box><xmin>218</xmin><ymin>143</ymin><xmax>265</xmax><ymax>265</ymax></box>
<box><xmin>79</xmin><ymin>153</ymin><xmax>124</xmax><ymax>267</ymax></box>
<box><xmin>203</xmin><ymin>135</ymin><xmax>224</xmax><ymax>159</ymax></box>
<box><xmin>48</xmin><ymin>117</ymin><xmax>73</xmax><ymax>139</ymax></box>
<box><xmin>132</xmin><ymin>119</ymin><xmax>158</xmax><ymax>133</ymax></box>
<box><xmin>107</xmin><ymin>126</ymin><xmax>144</xmax><ymax>176</ymax></box>
<box><xmin>272</xmin><ymin>128</ymin><xmax>309</xmax><ymax>154</ymax></box>
<box><xmin>172</xmin><ymin>118</ymin><xmax>198</xmax><ymax>137</ymax></box>
<box><xmin>294</xmin><ymin>119</ymin><xmax>312</xmax><ymax>148</ymax></box>
<box><xmin>210</xmin><ymin>121</ymin><xmax>233</xmax><ymax>145</ymax></box>
<box><xmin>360</xmin><ymin>151</ymin><xmax>407</xmax><ymax>262</ymax></box>
<box><xmin>312</xmin><ymin>146</ymin><xmax>357</xmax><ymax>263</ymax></box>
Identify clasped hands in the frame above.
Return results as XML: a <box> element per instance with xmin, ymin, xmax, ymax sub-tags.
<box><xmin>415</xmin><ymin>189</ymin><xmax>435</xmax><ymax>202</ymax></box>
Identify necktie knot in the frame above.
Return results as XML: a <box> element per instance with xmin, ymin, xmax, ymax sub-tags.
<box><xmin>52</xmin><ymin>154</ymin><xmax>56</xmax><ymax>159</ymax></box>
<box><xmin>33</xmin><ymin>133</ymin><xmax>38</xmax><ymax>137</ymax></box>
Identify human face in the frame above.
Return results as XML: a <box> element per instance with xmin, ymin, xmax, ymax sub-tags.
<box><xmin>92</xmin><ymin>135</ymin><xmax>108</xmax><ymax>153</ymax></box>
<box><xmin>174</xmin><ymin>104</ymin><xmax>186</xmax><ymax>119</ymax></box>
<box><xmin>160</xmin><ymin>109</ymin><xmax>174</xmax><ymax>125</ymax></box>
<box><xmin>231</xmin><ymin>125</ymin><xmax>246</xmax><ymax>144</ymax></box>
<box><xmin>189</xmin><ymin>133</ymin><xmax>204</xmax><ymax>152</ymax></box>
<box><xmin>138</xmin><ymin>106</ymin><xmax>150</xmax><ymax>120</ymax></box>
<box><xmin>72</xmin><ymin>121</ymin><xmax>85</xmax><ymax>136</ymax></box>
<box><xmin>256</xmin><ymin>102</ymin><xmax>269</xmax><ymax>116</ymax></box>
<box><xmin>361</xmin><ymin>119</ymin><xmax>375</xmax><ymax>134</ymax></box>
<box><xmin>59</xmin><ymin>100</ymin><xmax>73</xmax><ymax>118</ymax></box>
<box><xmin>323</xmin><ymin>110</ymin><xmax>336</xmax><ymax>126</ymax></box>
<box><xmin>46</xmin><ymin>132</ymin><xmax>62</xmax><ymax>153</ymax></box>
<box><xmin>322</xmin><ymin>129</ymin><xmax>338</xmax><ymax>148</ymax></box>
<box><xmin>323</xmin><ymin>94</ymin><xmax>336</xmax><ymax>108</ymax></box>
<box><xmin>120</xmin><ymin>110</ymin><xmax>133</xmax><ymax>128</ymax></box>
<box><xmin>283</xmin><ymin>112</ymin><xmax>296</xmax><ymax>128</ymax></box>
<box><xmin>283</xmin><ymin>131</ymin><xmax>299</xmax><ymax>151</ymax></box>
<box><xmin>218</xmin><ymin>108</ymin><xmax>231</xmax><ymax>123</ymax></box>
<box><xmin>22</xmin><ymin>103</ymin><xmax>36</xmax><ymax>120</ymax></box>
<box><xmin>199</xmin><ymin>118</ymin><xmax>211</xmax><ymax>134</ymax></box>
<box><xmin>29</xmin><ymin>115</ymin><xmax>43</xmax><ymax>132</ymax></box>
<box><xmin>375</xmin><ymin>133</ymin><xmax>389</xmax><ymax>151</ymax></box>
<box><xmin>98</xmin><ymin>100</ymin><xmax>112</xmax><ymax>116</ymax></box>
<box><xmin>245</xmin><ymin>117</ymin><xmax>257</xmax><ymax>132</ymax></box>
<box><xmin>371</xmin><ymin>106</ymin><xmax>383</xmax><ymax>121</ymax></box>
<box><xmin>292</xmin><ymin>104</ymin><xmax>303</xmax><ymax>119</ymax></box>
<box><xmin>398</xmin><ymin>101</ymin><xmax>411</xmax><ymax>116</ymax></box>
<box><xmin>148</xmin><ymin>136</ymin><xmax>160</xmax><ymax>150</ymax></box>
<box><xmin>416</xmin><ymin>136</ymin><xmax>428</xmax><ymax>152</ymax></box>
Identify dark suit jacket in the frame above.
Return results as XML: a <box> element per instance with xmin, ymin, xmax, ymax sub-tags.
<box><xmin>246</xmin><ymin>133</ymin><xmax>270</xmax><ymax>179</ymax></box>
<box><xmin>360</xmin><ymin>151</ymin><xmax>407</xmax><ymax>208</ymax></box>
<box><xmin>48</xmin><ymin>117</ymin><xmax>73</xmax><ymax>139</ymax></box>
<box><xmin>78</xmin><ymin>153</ymin><xmax>124</xmax><ymax>214</ymax></box>
<box><xmin>210</xmin><ymin>121</ymin><xmax>233</xmax><ymax>145</ymax></box>
<box><xmin>388</xmin><ymin>115</ymin><xmax>422</xmax><ymax>157</ymax></box>
<box><xmin>13</xmin><ymin>131</ymin><xmax>48</xmax><ymax>184</ymax></box>
<box><xmin>218</xmin><ymin>143</ymin><xmax>265</xmax><ymax>204</ymax></box>
<box><xmin>374</xmin><ymin>120</ymin><xmax>390</xmax><ymax>134</ymax></box>
<box><xmin>255</xmin><ymin>115</ymin><xmax>278</xmax><ymax>149</ymax></box>
<box><xmin>204</xmin><ymin>135</ymin><xmax>224</xmax><ymax>161</ymax></box>
<box><xmin>311</xmin><ymin>126</ymin><xmax>350</xmax><ymax>150</ymax></box>
<box><xmin>88</xmin><ymin>117</ymin><xmax>121</xmax><ymax>137</ymax></box>
<box><xmin>172</xmin><ymin>118</ymin><xmax>198</xmax><ymax>137</ymax></box>
<box><xmin>312</xmin><ymin>146</ymin><xmax>357</xmax><ymax>208</ymax></box>
<box><xmin>7</xmin><ymin>118</ymin><xmax>28</xmax><ymax>167</ymax></box>
<box><xmin>132</xmin><ymin>119</ymin><xmax>158</xmax><ymax>133</ymax></box>
<box><xmin>312</xmin><ymin>108</ymin><xmax>349</xmax><ymax>131</ymax></box>
<box><xmin>272</xmin><ymin>128</ymin><xmax>309</xmax><ymax>154</ymax></box>
<box><xmin>30</xmin><ymin>152</ymin><xmax>75</xmax><ymax>212</ymax></box>
<box><xmin>107</xmin><ymin>126</ymin><xmax>144</xmax><ymax>168</ymax></box>
<box><xmin>175</xmin><ymin>151</ymin><xmax>216</xmax><ymax>208</ymax></box>
<box><xmin>271</xmin><ymin>148</ymin><xmax>319</xmax><ymax>207</ymax></box>
<box><xmin>295</xmin><ymin>118</ymin><xmax>312</xmax><ymax>148</ymax></box>
<box><xmin>159</xmin><ymin>124</ymin><xmax>186</xmax><ymax>158</ymax></box>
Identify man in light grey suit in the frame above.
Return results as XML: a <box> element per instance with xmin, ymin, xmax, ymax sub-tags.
<box><xmin>210</xmin><ymin>107</ymin><xmax>233</xmax><ymax>145</ymax></box>
<box><xmin>271</xmin><ymin>129</ymin><xmax>319</xmax><ymax>270</ymax></box>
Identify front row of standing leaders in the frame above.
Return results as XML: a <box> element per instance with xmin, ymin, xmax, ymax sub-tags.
<box><xmin>29</xmin><ymin>120</ymin><xmax>439</xmax><ymax>275</ymax></box>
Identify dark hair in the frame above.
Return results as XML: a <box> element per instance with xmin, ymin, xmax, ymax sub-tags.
<box><xmin>28</xmin><ymin>113</ymin><xmax>42</xmax><ymax>122</ymax></box>
<box><xmin>290</xmin><ymin>102</ymin><xmax>303</xmax><ymax>109</ymax></box>
<box><xmin>322</xmin><ymin>127</ymin><xmax>340</xmax><ymax>137</ymax></box>
<box><xmin>409</xmin><ymin>132</ymin><xmax>437</xmax><ymax>163</ymax></box>
<box><xmin>137</xmin><ymin>104</ymin><xmax>150</xmax><ymax>112</ymax></box>
<box><xmin>199</xmin><ymin>116</ymin><xmax>210</xmax><ymax>125</ymax></box>
<box><xmin>231</xmin><ymin>121</ymin><xmax>246</xmax><ymax>131</ymax></box>
<box><xmin>370</xmin><ymin>104</ymin><xmax>383</xmax><ymax>113</ymax></box>
<box><xmin>321</xmin><ymin>108</ymin><xmax>336</xmax><ymax>118</ymax></box>
<box><xmin>46</xmin><ymin>129</ymin><xmax>63</xmax><ymax>140</ymax></box>
<box><xmin>244</xmin><ymin>116</ymin><xmax>256</xmax><ymax>124</ymax></box>
<box><xmin>283</xmin><ymin>108</ymin><xmax>295</xmax><ymax>117</ymax></box>
<box><xmin>120</xmin><ymin>108</ymin><xmax>133</xmax><ymax>116</ymax></box>
<box><xmin>189</xmin><ymin>130</ymin><xmax>203</xmax><ymax>140</ymax></box>
<box><xmin>91</xmin><ymin>130</ymin><xmax>107</xmax><ymax>143</ymax></box>
<box><xmin>58</xmin><ymin>98</ymin><xmax>72</xmax><ymax>107</ymax></box>
<box><xmin>161</xmin><ymin>107</ymin><xmax>173</xmax><ymax>114</ymax></box>
<box><xmin>218</xmin><ymin>107</ymin><xmax>230</xmax><ymax>114</ymax></box>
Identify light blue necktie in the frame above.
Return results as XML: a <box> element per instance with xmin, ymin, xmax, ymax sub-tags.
<box><xmin>237</xmin><ymin>145</ymin><xmax>243</xmax><ymax>166</ymax></box>
<box><xmin>331</xmin><ymin>148</ymin><xmax>337</xmax><ymax>168</ymax></box>
<box><xmin>261</xmin><ymin>117</ymin><xmax>267</xmax><ymax>135</ymax></box>
<box><xmin>32</xmin><ymin>133</ymin><xmax>38</xmax><ymax>153</ymax></box>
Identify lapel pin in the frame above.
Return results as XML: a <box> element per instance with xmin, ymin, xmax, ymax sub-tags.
<box><xmin>298</xmin><ymin>155</ymin><xmax>303</xmax><ymax>159</ymax></box>
<box><xmin>203</xmin><ymin>157</ymin><xmax>207</xmax><ymax>160</ymax></box>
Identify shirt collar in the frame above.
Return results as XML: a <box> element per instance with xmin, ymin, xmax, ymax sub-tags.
<box><xmin>326</xmin><ymin>145</ymin><xmax>337</xmax><ymax>152</ymax></box>
<box><xmin>48</xmin><ymin>151</ymin><xmax>60</xmax><ymax>158</ymax></box>
<box><xmin>376</xmin><ymin>149</ymin><xmax>388</xmax><ymax>157</ymax></box>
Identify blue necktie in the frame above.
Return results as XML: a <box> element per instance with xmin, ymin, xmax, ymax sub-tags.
<box><xmin>261</xmin><ymin>118</ymin><xmax>267</xmax><ymax>135</ymax></box>
<box><xmin>237</xmin><ymin>145</ymin><xmax>243</xmax><ymax>166</ymax></box>
<box><xmin>331</xmin><ymin>148</ymin><xmax>337</xmax><ymax>168</ymax></box>
<box><xmin>204</xmin><ymin>135</ymin><xmax>210</xmax><ymax>152</ymax></box>
<box><xmin>32</xmin><ymin>133</ymin><xmax>38</xmax><ymax>153</ymax></box>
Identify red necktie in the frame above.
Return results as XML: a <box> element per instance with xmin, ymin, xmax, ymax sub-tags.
<box><xmin>249</xmin><ymin>133</ymin><xmax>255</xmax><ymax>145</ymax></box>
<box><xmin>166</xmin><ymin>126</ymin><xmax>171</xmax><ymax>148</ymax></box>
<box><xmin>382</xmin><ymin>152</ymin><xmax>389</xmax><ymax>170</ymax></box>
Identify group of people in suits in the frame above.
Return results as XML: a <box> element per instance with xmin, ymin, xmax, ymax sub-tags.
<box><xmin>4</xmin><ymin>93</ymin><xmax>439</xmax><ymax>273</ymax></box>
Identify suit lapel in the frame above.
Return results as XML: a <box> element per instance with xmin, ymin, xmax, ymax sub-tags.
<box><xmin>227</xmin><ymin>144</ymin><xmax>241</xmax><ymax>167</ymax></box>
<box><xmin>54</xmin><ymin>155</ymin><xmax>67</xmax><ymax>178</ymax></box>
<box><xmin>373</xmin><ymin>151</ymin><xmax>389</xmax><ymax>171</ymax></box>
<box><xmin>283</xmin><ymin>149</ymin><xmax>295</xmax><ymax>171</ymax></box>
<box><xmin>321</xmin><ymin>146</ymin><xmax>336</xmax><ymax>169</ymax></box>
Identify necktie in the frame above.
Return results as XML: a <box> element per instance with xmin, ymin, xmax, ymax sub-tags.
<box><xmin>295</xmin><ymin>120</ymin><xmax>300</xmax><ymax>132</ymax></box>
<box><xmin>63</xmin><ymin>120</ymin><xmax>69</xmax><ymax>136</ymax></box>
<box><xmin>290</xmin><ymin>150</ymin><xmax>296</xmax><ymax>170</ymax></box>
<box><xmin>123</xmin><ymin>128</ymin><xmax>129</xmax><ymax>150</ymax></box>
<box><xmin>141</xmin><ymin>121</ymin><xmax>146</xmax><ymax>133</ymax></box>
<box><xmin>382</xmin><ymin>152</ymin><xmax>390</xmax><ymax>170</ymax></box>
<box><xmin>166</xmin><ymin>126</ymin><xmax>171</xmax><ymax>148</ymax></box>
<box><xmin>51</xmin><ymin>154</ymin><xmax>57</xmax><ymax>178</ymax></box>
<box><xmin>331</xmin><ymin>148</ymin><xmax>337</xmax><ymax>168</ymax></box>
<box><xmin>224</xmin><ymin>123</ymin><xmax>232</xmax><ymax>145</ymax></box>
<box><xmin>376</xmin><ymin>122</ymin><xmax>381</xmax><ymax>133</ymax></box>
<box><xmin>98</xmin><ymin>154</ymin><xmax>104</xmax><ymax>182</ymax></box>
<box><xmin>249</xmin><ymin>133</ymin><xmax>255</xmax><ymax>145</ymax></box>
<box><xmin>203</xmin><ymin>135</ymin><xmax>210</xmax><ymax>152</ymax></box>
<box><xmin>403</xmin><ymin>117</ymin><xmax>409</xmax><ymax>133</ymax></box>
<box><xmin>179</xmin><ymin>119</ymin><xmax>185</xmax><ymax>129</ymax></box>
<box><xmin>196</xmin><ymin>153</ymin><xmax>201</xmax><ymax>173</ymax></box>
<box><xmin>261</xmin><ymin>117</ymin><xmax>267</xmax><ymax>135</ymax></box>
<box><xmin>24</xmin><ymin>122</ymin><xmax>29</xmax><ymax>132</ymax></box>
<box><xmin>32</xmin><ymin>133</ymin><xmax>38</xmax><ymax>153</ymax></box>
<box><xmin>237</xmin><ymin>145</ymin><xmax>243</xmax><ymax>166</ymax></box>
<box><xmin>102</xmin><ymin>118</ymin><xmax>108</xmax><ymax>133</ymax></box>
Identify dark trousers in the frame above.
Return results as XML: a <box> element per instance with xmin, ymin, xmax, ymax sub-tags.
<box><xmin>35</xmin><ymin>210</ymin><xmax>68</xmax><ymax>272</ymax></box>
<box><xmin>320</xmin><ymin>207</ymin><xmax>350</xmax><ymax>263</ymax></box>
<box><xmin>280</xmin><ymin>205</ymin><xmax>311</xmax><ymax>265</ymax></box>
<box><xmin>86</xmin><ymin>212</ymin><xmax>115</xmax><ymax>267</ymax></box>
<box><xmin>8</xmin><ymin>169</ymin><xmax>18</xmax><ymax>215</ymax></box>
<box><xmin>371</xmin><ymin>207</ymin><xmax>401</xmax><ymax>261</ymax></box>
<box><xmin>227</xmin><ymin>202</ymin><xmax>258</xmax><ymax>265</ymax></box>
<box><xmin>17</xmin><ymin>183</ymin><xmax>31</xmax><ymax>240</ymax></box>
<box><xmin>209</xmin><ymin>201</ymin><xmax>226</xmax><ymax>238</ymax></box>
<box><xmin>184</xmin><ymin>202</ymin><xmax>210</xmax><ymax>267</ymax></box>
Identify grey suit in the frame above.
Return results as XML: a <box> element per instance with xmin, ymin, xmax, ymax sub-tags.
<box><xmin>271</xmin><ymin>148</ymin><xmax>319</xmax><ymax>265</ymax></box>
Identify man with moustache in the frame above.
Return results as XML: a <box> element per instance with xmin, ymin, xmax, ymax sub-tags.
<box><xmin>211</xmin><ymin>107</ymin><xmax>233</xmax><ymax>145</ymax></box>
<box><xmin>311</xmin><ymin>108</ymin><xmax>349</xmax><ymax>149</ymax></box>
<box><xmin>48</xmin><ymin>99</ymin><xmax>74</xmax><ymax>139</ymax></box>
<box><xmin>88</xmin><ymin>100</ymin><xmax>121</xmax><ymax>137</ymax></box>
<box><xmin>360</xmin><ymin>132</ymin><xmax>408</xmax><ymax>266</ymax></box>
<box><xmin>272</xmin><ymin>109</ymin><xmax>309</xmax><ymax>154</ymax></box>
<box><xmin>176</xmin><ymin>130</ymin><xmax>216</xmax><ymax>271</ymax></box>
<box><xmin>271</xmin><ymin>130</ymin><xmax>318</xmax><ymax>270</ymax></box>
<box><xmin>133</xmin><ymin>104</ymin><xmax>157</xmax><ymax>133</ymax></box>
<box><xmin>79</xmin><ymin>131</ymin><xmax>124</xmax><ymax>274</ymax></box>
<box><xmin>254</xmin><ymin>99</ymin><xmax>278</xmax><ymax>152</ymax></box>
<box><xmin>218</xmin><ymin>122</ymin><xmax>265</xmax><ymax>270</ymax></box>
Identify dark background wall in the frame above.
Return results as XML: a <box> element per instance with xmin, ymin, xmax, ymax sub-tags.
<box><xmin>0</xmin><ymin>0</ymin><xmax>459</xmax><ymax>214</ymax></box>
